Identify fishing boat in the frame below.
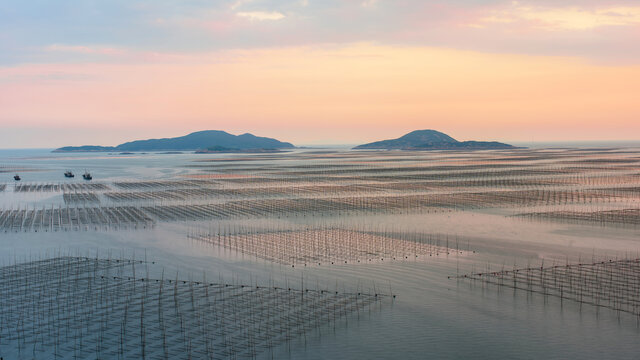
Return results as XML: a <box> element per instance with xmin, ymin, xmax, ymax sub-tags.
<box><xmin>13</xmin><ymin>174</ymin><xmax>21</xmax><ymax>181</ymax></box>
<box><xmin>64</xmin><ymin>170</ymin><xmax>75</xmax><ymax>178</ymax></box>
<box><xmin>82</xmin><ymin>172</ymin><xmax>92</xmax><ymax>180</ymax></box>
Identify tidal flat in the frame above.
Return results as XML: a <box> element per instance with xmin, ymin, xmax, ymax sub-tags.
<box><xmin>1</xmin><ymin>147</ymin><xmax>639</xmax><ymax>359</ymax></box>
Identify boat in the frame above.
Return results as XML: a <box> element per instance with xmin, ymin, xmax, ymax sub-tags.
<box><xmin>64</xmin><ymin>170</ymin><xmax>75</xmax><ymax>178</ymax></box>
<box><xmin>82</xmin><ymin>172</ymin><xmax>92</xmax><ymax>180</ymax></box>
<box><xmin>13</xmin><ymin>174</ymin><xmax>21</xmax><ymax>181</ymax></box>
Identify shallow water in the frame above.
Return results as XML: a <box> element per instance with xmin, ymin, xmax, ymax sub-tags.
<box><xmin>1</xmin><ymin>148</ymin><xmax>639</xmax><ymax>359</ymax></box>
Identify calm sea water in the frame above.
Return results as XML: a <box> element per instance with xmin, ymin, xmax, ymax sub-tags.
<box><xmin>1</xmin><ymin>148</ymin><xmax>639</xmax><ymax>359</ymax></box>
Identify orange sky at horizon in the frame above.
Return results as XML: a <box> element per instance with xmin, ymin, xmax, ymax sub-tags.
<box><xmin>1</xmin><ymin>43</ymin><xmax>639</xmax><ymax>147</ymax></box>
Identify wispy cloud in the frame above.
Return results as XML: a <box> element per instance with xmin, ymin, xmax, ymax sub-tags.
<box><xmin>361</xmin><ymin>0</ymin><xmax>378</xmax><ymax>8</ymax></box>
<box><xmin>45</xmin><ymin>44</ymin><xmax>125</xmax><ymax>56</ymax></box>
<box><xmin>230</xmin><ymin>0</ymin><xmax>252</xmax><ymax>11</ymax></box>
<box><xmin>236</xmin><ymin>11</ymin><xmax>285</xmax><ymax>21</ymax></box>
<box><xmin>2</xmin><ymin>1</ymin><xmax>640</xmax><ymax>65</ymax></box>
<box><xmin>472</xmin><ymin>3</ymin><xmax>640</xmax><ymax>30</ymax></box>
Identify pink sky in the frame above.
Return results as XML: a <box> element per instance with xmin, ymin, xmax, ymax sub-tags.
<box><xmin>1</xmin><ymin>1</ymin><xmax>639</xmax><ymax>147</ymax></box>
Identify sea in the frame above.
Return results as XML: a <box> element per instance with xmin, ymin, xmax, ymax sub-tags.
<box><xmin>0</xmin><ymin>146</ymin><xmax>639</xmax><ymax>359</ymax></box>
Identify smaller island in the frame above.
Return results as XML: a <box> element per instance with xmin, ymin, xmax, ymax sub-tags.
<box><xmin>354</xmin><ymin>130</ymin><xmax>517</xmax><ymax>150</ymax></box>
<box><xmin>55</xmin><ymin>145</ymin><xmax>116</xmax><ymax>152</ymax></box>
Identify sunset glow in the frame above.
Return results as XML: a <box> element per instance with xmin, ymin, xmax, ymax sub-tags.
<box><xmin>1</xmin><ymin>1</ymin><xmax>639</xmax><ymax>147</ymax></box>
<box><xmin>2</xmin><ymin>3</ymin><xmax>640</xmax><ymax>358</ymax></box>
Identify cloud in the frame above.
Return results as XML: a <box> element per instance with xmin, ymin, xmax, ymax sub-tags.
<box><xmin>361</xmin><ymin>0</ymin><xmax>378</xmax><ymax>8</ymax></box>
<box><xmin>230</xmin><ymin>0</ymin><xmax>252</xmax><ymax>11</ymax></box>
<box><xmin>2</xmin><ymin>0</ymin><xmax>640</xmax><ymax>65</ymax></box>
<box><xmin>45</xmin><ymin>44</ymin><xmax>125</xmax><ymax>56</ymax></box>
<box><xmin>236</xmin><ymin>11</ymin><xmax>285</xmax><ymax>21</ymax></box>
<box><xmin>473</xmin><ymin>4</ymin><xmax>640</xmax><ymax>30</ymax></box>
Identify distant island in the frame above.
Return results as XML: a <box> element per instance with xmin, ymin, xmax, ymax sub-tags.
<box><xmin>354</xmin><ymin>130</ymin><xmax>516</xmax><ymax>150</ymax></box>
<box><xmin>54</xmin><ymin>130</ymin><xmax>295</xmax><ymax>152</ymax></box>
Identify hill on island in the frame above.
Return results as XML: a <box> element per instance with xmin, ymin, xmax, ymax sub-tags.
<box><xmin>354</xmin><ymin>130</ymin><xmax>516</xmax><ymax>150</ymax></box>
<box><xmin>54</xmin><ymin>130</ymin><xmax>295</xmax><ymax>152</ymax></box>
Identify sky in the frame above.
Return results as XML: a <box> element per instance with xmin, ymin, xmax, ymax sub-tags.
<box><xmin>1</xmin><ymin>0</ymin><xmax>639</xmax><ymax>147</ymax></box>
